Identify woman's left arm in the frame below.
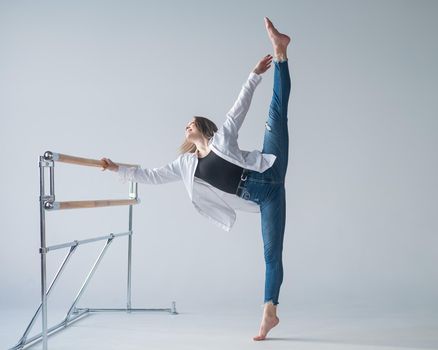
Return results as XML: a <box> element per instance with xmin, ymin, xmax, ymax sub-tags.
<box><xmin>223</xmin><ymin>55</ymin><xmax>273</xmax><ymax>134</ymax></box>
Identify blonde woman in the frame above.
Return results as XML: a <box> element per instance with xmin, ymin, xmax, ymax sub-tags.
<box><xmin>101</xmin><ymin>17</ymin><xmax>291</xmax><ymax>341</ymax></box>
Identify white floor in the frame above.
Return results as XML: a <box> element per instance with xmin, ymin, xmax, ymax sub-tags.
<box><xmin>2</xmin><ymin>305</ymin><xmax>438</xmax><ymax>350</ymax></box>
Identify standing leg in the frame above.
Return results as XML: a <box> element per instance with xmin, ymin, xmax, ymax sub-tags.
<box><xmin>254</xmin><ymin>16</ymin><xmax>291</xmax><ymax>341</ymax></box>
<box><xmin>253</xmin><ymin>184</ymin><xmax>286</xmax><ymax>341</ymax></box>
<box><xmin>261</xmin><ymin>185</ymin><xmax>286</xmax><ymax>305</ymax></box>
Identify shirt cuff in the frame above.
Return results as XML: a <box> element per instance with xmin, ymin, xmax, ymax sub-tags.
<box><xmin>249</xmin><ymin>71</ymin><xmax>263</xmax><ymax>83</ymax></box>
<box><xmin>116</xmin><ymin>165</ymin><xmax>129</xmax><ymax>184</ymax></box>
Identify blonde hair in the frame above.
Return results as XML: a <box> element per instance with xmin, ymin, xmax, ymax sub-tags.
<box><xmin>178</xmin><ymin>116</ymin><xmax>218</xmax><ymax>155</ymax></box>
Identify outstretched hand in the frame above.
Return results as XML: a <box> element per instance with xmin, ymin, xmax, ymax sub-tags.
<box><xmin>100</xmin><ymin>157</ymin><xmax>119</xmax><ymax>172</ymax></box>
<box><xmin>252</xmin><ymin>54</ymin><xmax>273</xmax><ymax>75</ymax></box>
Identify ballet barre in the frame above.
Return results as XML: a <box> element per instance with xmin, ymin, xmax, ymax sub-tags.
<box><xmin>44</xmin><ymin>151</ymin><xmax>139</xmax><ymax>168</ymax></box>
<box><xmin>44</xmin><ymin>198</ymin><xmax>139</xmax><ymax>210</ymax></box>
<box><xmin>9</xmin><ymin>151</ymin><xmax>178</xmax><ymax>350</ymax></box>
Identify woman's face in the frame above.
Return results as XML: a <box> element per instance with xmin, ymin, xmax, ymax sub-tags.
<box><xmin>185</xmin><ymin>119</ymin><xmax>201</xmax><ymax>141</ymax></box>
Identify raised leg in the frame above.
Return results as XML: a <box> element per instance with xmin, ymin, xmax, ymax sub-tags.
<box><xmin>262</xmin><ymin>60</ymin><xmax>291</xmax><ymax>181</ymax></box>
<box><xmin>261</xmin><ymin>16</ymin><xmax>291</xmax><ymax>181</ymax></box>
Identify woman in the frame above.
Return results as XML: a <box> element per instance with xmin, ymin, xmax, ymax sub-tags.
<box><xmin>101</xmin><ymin>17</ymin><xmax>291</xmax><ymax>341</ymax></box>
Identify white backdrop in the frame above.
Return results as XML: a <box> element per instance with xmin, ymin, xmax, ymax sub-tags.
<box><xmin>1</xmin><ymin>0</ymin><xmax>437</xmax><ymax>338</ymax></box>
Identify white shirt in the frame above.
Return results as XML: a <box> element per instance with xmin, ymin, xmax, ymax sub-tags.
<box><xmin>116</xmin><ymin>71</ymin><xmax>277</xmax><ymax>232</ymax></box>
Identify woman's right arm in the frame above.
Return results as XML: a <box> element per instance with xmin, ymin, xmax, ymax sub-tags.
<box><xmin>100</xmin><ymin>156</ymin><xmax>182</xmax><ymax>185</ymax></box>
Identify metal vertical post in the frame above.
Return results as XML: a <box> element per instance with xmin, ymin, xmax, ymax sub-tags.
<box><xmin>127</xmin><ymin>205</ymin><xmax>133</xmax><ymax>311</ymax></box>
<box><xmin>39</xmin><ymin>157</ymin><xmax>48</xmax><ymax>350</ymax></box>
<box><xmin>127</xmin><ymin>181</ymin><xmax>137</xmax><ymax>311</ymax></box>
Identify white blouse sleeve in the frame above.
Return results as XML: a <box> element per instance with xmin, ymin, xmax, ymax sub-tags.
<box><xmin>117</xmin><ymin>156</ymin><xmax>182</xmax><ymax>185</ymax></box>
<box><xmin>223</xmin><ymin>71</ymin><xmax>263</xmax><ymax>134</ymax></box>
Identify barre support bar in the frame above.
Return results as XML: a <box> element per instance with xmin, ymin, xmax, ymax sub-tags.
<box><xmin>45</xmin><ymin>231</ymin><xmax>131</xmax><ymax>252</ymax></box>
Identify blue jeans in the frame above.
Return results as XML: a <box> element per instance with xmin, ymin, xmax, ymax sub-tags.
<box><xmin>236</xmin><ymin>59</ymin><xmax>290</xmax><ymax>305</ymax></box>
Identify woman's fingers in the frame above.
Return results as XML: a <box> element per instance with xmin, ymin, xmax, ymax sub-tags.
<box><xmin>100</xmin><ymin>157</ymin><xmax>109</xmax><ymax>171</ymax></box>
<box><xmin>260</xmin><ymin>55</ymin><xmax>271</xmax><ymax>63</ymax></box>
<box><xmin>100</xmin><ymin>157</ymin><xmax>118</xmax><ymax>172</ymax></box>
<box><xmin>253</xmin><ymin>54</ymin><xmax>273</xmax><ymax>75</ymax></box>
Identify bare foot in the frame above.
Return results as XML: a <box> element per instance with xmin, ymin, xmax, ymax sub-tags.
<box><xmin>264</xmin><ymin>17</ymin><xmax>291</xmax><ymax>52</ymax></box>
<box><xmin>253</xmin><ymin>315</ymin><xmax>280</xmax><ymax>341</ymax></box>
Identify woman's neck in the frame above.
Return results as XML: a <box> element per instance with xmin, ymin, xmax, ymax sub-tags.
<box><xmin>197</xmin><ymin>147</ymin><xmax>211</xmax><ymax>158</ymax></box>
<box><xmin>193</xmin><ymin>138</ymin><xmax>210</xmax><ymax>158</ymax></box>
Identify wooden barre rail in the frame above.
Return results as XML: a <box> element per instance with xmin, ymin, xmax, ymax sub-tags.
<box><xmin>43</xmin><ymin>151</ymin><xmax>139</xmax><ymax>168</ymax></box>
<box><xmin>44</xmin><ymin>199</ymin><xmax>140</xmax><ymax>210</ymax></box>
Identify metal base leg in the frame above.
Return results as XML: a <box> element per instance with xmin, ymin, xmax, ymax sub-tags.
<box><xmin>9</xmin><ymin>301</ymin><xmax>177</xmax><ymax>350</ymax></box>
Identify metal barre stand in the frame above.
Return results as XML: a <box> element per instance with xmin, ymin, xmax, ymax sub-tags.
<box><xmin>9</xmin><ymin>151</ymin><xmax>178</xmax><ymax>350</ymax></box>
